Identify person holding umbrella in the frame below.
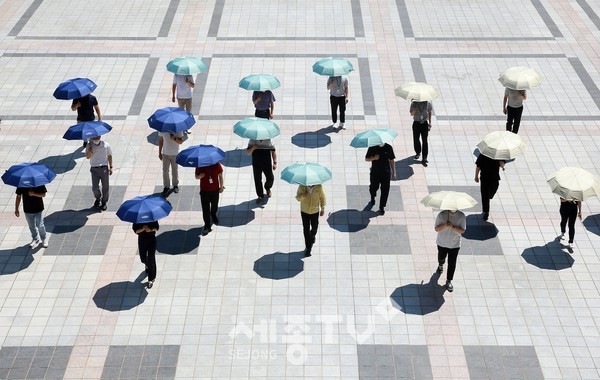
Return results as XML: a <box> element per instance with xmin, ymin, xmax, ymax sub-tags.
<box><xmin>327</xmin><ymin>75</ymin><xmax>349</xmax><ymax>129</ymax></box>
<box><xmin>365</xmin><ymin>143</ymin><xmax>397</xmax><ymax>215</ymax></box>
<box><xmin>498</xmin><ymin>66</ymin><xmax>542</xmax><ymax>134</ymax></box>
<box><xmin>410</xmin><ymin>100</ymin><xmax>433</xmax><ymax>166</ymax></box>
<box><xmin>252</xmin><ymin>90</ymin><xmax>276</xmax><ymax>119</ymax></box>
<box><xmin>85</xmin><ymin>135</ymin><xmax>113</xmax><ymax>211</ymax></box>
<box><xmin>159</xmin><ymin>132</ymin><xmax>185</xmax><ymax>197</ymax></box>
<box><xmin>195</xmin><ymin>163</ymin><xmax>225</xmax><ymax>236</ymax></box>
<box><xmin>72</xmin><ymin>94</ymin><xmax>102</xmax><ymax>147</ymax></box>
<box><xmin>559</xmin><ymin>198</ymin><xmax>582</xmax><ymax>249</ymax></box>
<box><xmin>296</xmin><ymin>184</ymin><xmax>326</xmax><ymax>257</ymax></box>
<box><xmin>239</xmin><ymin>74</ymin><xmax>280</xmax><ymax>120</ymax></box>
<box><xmin>474</xmin><ymin>154</ymin><xmax>505</xmax><ymax>221</ymax></box>
<box><xmin>133</xmin><ymin>221</ymin><xmax>159</xmax><ymax>289</ymax></box>
<box><xmin>246</xmin><ymin>139</ymin><xmax>277</xmax><ymax>204</ymax></box>
<box><xmin>502</xmin><ymin>88</ymin><xmax>526</xmax><ymax>134</ymax></box>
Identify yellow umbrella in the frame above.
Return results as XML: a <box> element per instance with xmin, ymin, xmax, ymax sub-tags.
<box><xmin>547</xmin><ymin>167</ymin><xmax>600</xmax><ymax>201</ymax></box>
<box><xmin>420</xmin><ymin>191</ymin><xmax>478</xmax><ymax>211</ymax></box>
<box><xmin>477</xmin><ymin>131</ymin><xmax>526</xmax><ymax>160</ymax></box>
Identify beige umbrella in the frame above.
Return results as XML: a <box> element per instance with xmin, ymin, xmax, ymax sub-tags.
<box><xmin>498</xmin><ymin>66</ymin><xmax>542</xmax><ymax>90</ymax></box>
<box><xmin>477</xmin><ymin>131</ymin><xmax>527</xmax><ymax>160</ymax></box>
<box><xmin>394</xmin><ymin>82</ymin><xmax>439</xmax><ymax>101</ymax></box>
<box><xmin>547</xmin><ymin>167</ymin><xmax>600</xmax><ymax>201</ymax></box>
<box><xmin>420</xmin><ymin>191</ymin><xmax>478</xmax><ymax>211</ymax></box>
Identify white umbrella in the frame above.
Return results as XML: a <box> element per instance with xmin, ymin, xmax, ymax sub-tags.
<box><xmin>477</xmin><ymin>131</ymin><xmax>527</xmax><ymax>160</ymax></box>
<box><xmin>394</xmin><ymin>82</ymin><xmax>439</xmax><ymax>101</ymax></box>
<box><xmin>420</xmin><ymin>191</ymin><xmax>478</xmax><ymax>211</ymax></box>
<box><xmin>547</xmin><ymin>167</ymin><xmax>600</xmax><ymax>201</ymax></box>
<box><xmin>498</xmin><ymin>66</ymin><xmax>542</xmax><ymax>90</ymax></box>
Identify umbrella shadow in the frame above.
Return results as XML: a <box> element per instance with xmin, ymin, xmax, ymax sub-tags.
<box><xmin>222</xmin><ymin>148</ymin><xmax>253</xmax><ymax>168</ymax></box>
<box><xmin>583</xmin><ymin>214</ymin><xmax>600</xmax><ymax>236</ymax></box>
<box><xmin>0</xmin><ymin>245</ymin><xmax>36</xmax><ymax>276</ymax></box>
<box><xmin>93</xmin><ymin>272</ymin><xmax>148</xmax><ymax>312</ymax></box>
<box><xmin>37</xmin><ymin>148</ymin><xmax>85</xmax><ymax>174</ymax></box>
<box><xmin>291</xmin><ymin>126</ymin><xmax>335</xmax><ymax>149</ymax></box>
<box><xmin>463</xmin><ymin>215</ymin><xmax>499</xmax><ymax>241</ymax></box>
<box><xmin>253</xmin><ymin>251</ymin><xmax>305</xmax><ymax>280</ymax></box>
<box><xmin>390</xmin><ymin>272</ymin><xmax>446</xmax><ymax>315</ymax></box>
<box><xmin>156</xmin><ymin>227</ymin><xmax>203</xmax><ymax>255</ymax></box>
<box><xmin>147</xmin><ymin>131</ymin><xmax>160</xmax><ymax>146</ymax></box>
<box><xmin>217</xmin><ymin>200</ymin><xmax>259</xmax><ymax>227</ymax></box>
<box><xmin>521</xmin><ymin>237</ymin><xmax>575</xmax><ymax>270</ymax></box>
<box><xmin>45</xmin><ymin>209</ymin><xmax>94</xmax><ymax>233</ymax></box>
<box><xmin>393</xmin><ymin>156</ymin><xmax>415</xmax><ymax>181</ymax></box>
<box><xmin>473</xmin><ymin>147</ymin><xmax>481</xmax><ymax>158</ymax></box>
<box><xmin>327</xmin><ymin>208</ymin><xmax>378</xmax><ymax>233</ymax></box>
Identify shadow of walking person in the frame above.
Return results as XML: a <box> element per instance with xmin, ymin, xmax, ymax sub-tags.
<box><xmin>38</xmin><ymin>148</ymin><xmax>85</xmax><ymax>174</ymax></box>
<box><xmin>521</xmin><ymin>236</ymin><xmax>575</xmax><ymax>270</ymax></box>
<box><xmin>0</xmin><ymin>245</ymin><xmax>37</xmax><ymax>276</ymax></box>
<box><xmin>390</xmin><ymin>272</ymin><xmax>446</xmax><ymax>315</ymax></box>
<box><xmin>253</xmin><ymin>251</ymin><xmax>305</xmax><ymax>280</ymax></box>
<box><xmin>92</xmin><ymin>272</ymin><xmax>148</xmax><ymax>312</ymax></box>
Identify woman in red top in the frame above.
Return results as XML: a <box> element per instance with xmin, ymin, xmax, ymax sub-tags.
<box><xmin>195</xmin><ymin>163</ymin><xmax>224</xmax><ymax>236</ymax></box>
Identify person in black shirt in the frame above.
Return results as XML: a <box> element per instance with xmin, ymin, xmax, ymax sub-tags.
<box><xmin>133</xmin><ymin>221</ymin><xmax>159</xmax><ymax>289</ymax></box>
<box><xmin>474</xmin><ymin>154</ymin><xmax>505</xmax><ymax>220</ymax></box>
<box><xmin>559</xmin><ymin>198</ymin><xmax>582</xmax><ymax>249</ymax></box>
<box><xmin>365</xmin><ymin>143</ymin><xmax>397</xmax><ymax>215</ymax></box>
<box><xmin>15</xmin><ymin>185</ymin><xmax>48</xmax><ymax>248</ymax></box>
<box><xmin>246</xmin><ymin>139</ymin><xmax>277</xmax><ymax>204</ymax></box>
<box><xmin>71</xmin><ymin>94</ymin><xmax>102</xmax><ymax>147</ymax></box>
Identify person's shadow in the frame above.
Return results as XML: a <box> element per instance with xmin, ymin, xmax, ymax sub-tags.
<box><xmin>462</xmin><ymin>215</ymin><xmax>498</xmax><ymax>240</ymax></box>
<box><xmin>253</xmin><ymin>251</ymin><xmax>305</xmax><ymax>280</ymax></box>
<box><xmin>390</xmin><ymin>272</ymin><xmax>446</xmax><ymax>315</ymax></box>
<box><xmin>44</xmin><ymin>209</ymin><xmax>95</xmax><ymax>233</ymax></box>
<box><xmin>0</xmin><ymin>245</ymin><xmax>37</xmax><ymax>276</ymax></box>
<box><xmin>156</xmin><ymin>227</ymin><xmax>203</xmax><ymax>255</ymax></box>
<box><xmin>291</xmin><ymin>126</ymin><xmax>336</xmax><ymax>149</ymax></box>
<box><xmin>583</xmin><ymin>214</ymin><xmax>600</xmax><ymax>237</ymax></box>
<box><xmin>327</xmin><ymin>207</ymin><xmax>378</xmax><ymax>233</ymax></box>
<box><xmin>521</xmin><ymin>236</ymin><xmax>575</xmax><ymax>270</ymax></box>
<box><xmin>92</xmin><ymin>272</ymin><xmax>148</xmax><ymax>311</ymax></box>
<box><xmin>222</xmin><ymin>147</ymin><xmax>253</xmax><ymax>168</ymax></box>
<box><xmin>393</xmin><ymin>156</ymin><xmax>415</xmax><ymax>181</ymax></box>
<box><xmin>37</xmin><ymin>148</ymin><xmax>85</xmax><ymax>174</ymax></box>
<box><xmin>217</xmin><ymin>200</ymin><xmax>260</xmax><ymax>227</ymax></box>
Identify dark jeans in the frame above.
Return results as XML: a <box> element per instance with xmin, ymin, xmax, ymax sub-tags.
<box><xmin>369</xmin><ymin>170</ymin><xmax>391</xmax><ymax>208</ymax></box>
<box><xmin>438</xmin><ymin>245</ymin><xmax>460</xmax><ymax>281</ymax></box>
<box><xmin>330</xmin><ymin>95</ymin><xmax>346</xmax><ymax>123</ymax></box>
<box><xmin>252</xmin><ymin>163</ymin><xmax>274</xmax><ymax>198</ymax></box>
<box><xmin>301</xmin><ymin>211</ymin><xmax>319</xmax><ymax>252</ymax></box>
<box><xmin>480</xmin><ymin>179</ymin><xmax>499</xmax><ymax>213</ymax></box>
<box><xmin>412</xmin><ymin>121</ymin><xmax>429</xmax><ymax>159</ymax></box>
<box><xmin>560</xmin><ymin>202</ymin><xmax>578</xmax><ymax>243</ymax></box>
<box><xmin>138</xmin><ymin>236</ymin><xmax>157</xmax><ymax>281</ymax></box>
<box><xmin>506</xmin><ymin>105</ymin><xmax>523</xmax><ymax>134</ymax></box>
<box><xmin>200</xmin><ymin>190</ymin><xmax>220</xmax><ymax>230</ymax></box>
<box><xmin>255</xmin><ymin>109</ymin><xmax>271</xmax><ymax>119</ymax></box>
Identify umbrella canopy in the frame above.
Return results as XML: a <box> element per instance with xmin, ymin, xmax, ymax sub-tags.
<box><xmin>166</xmin><ymin>56</ymin><xmax>208</xmax><ymax>75</ymax></box>
<box><xmin>233</xmin><ymin>117</ymin><xmax>280</xmax><ymax>140</ymax></box>
<box><xmin>148</xmin><ymin>107</ymin><xmax>196</xmax><ymax>133</ymax></box>
<box><xmin>281</xmin><ymin>163</ymin><xmax>332</xmax><ymax>186</ymax></box>
<box><xmin>394</xmin><ymin>82</ymin><xmax>439</xmax><ymax>101</ymax></box>
<box><xmin>477</xmin><ymin>131</ymin><xmax>527</xmax><ymax>160</ymax></box>
<box><xmin>420</xmin><ymin>191</ymin><xmax>478</xmax><ymax>211</ymax></box>
<box><xmin>498</xmin><ymin>66</ymin><xmax>542</xmax><ymax>90</ymax></box>
<box><xmin>239</xmin><ymin>74</ymin><xmax>281</xmax><ymax>91</ymax></box>
<box><xmin>63</xmin><ymin>121</ymin><xmax>112</xmax><ymax>140</ymax></box>
<box><xmin>116</xmin><ymin>195</ymin><xmax>173</xmax><ymax>223</ymax></box>
<box><xmin>350</xmin><ymin>128</ymin><xmax>398</xmax><ymax>148</ymax></box>
<box><xmin>312</xmin><ymin>57</ymin><xmax>354</xmax><ymax>76</ymax></box>
<box><xmin>2</xmin><ymin>162</ymin><xmax>56</xmax><ymax>188</ymax></box>
<box><xmin>176</xmin><ymin>144</ymin><xmax>225</xmax><ymax>168</ymax></box>
<box><xmin>53</xmin><ymin>78</ymin><xmax>97</xmax><ymax>100</ymax></box>
<box><xmin>547</xmin><ymin>167</ymin><xmax>600</xmax><ymax>201</ymax></box>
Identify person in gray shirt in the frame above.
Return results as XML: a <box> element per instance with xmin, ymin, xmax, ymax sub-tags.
<box><xmin>327</xmin><ymin>76</ymin><xmax>349</xmax><ymax>129</ymax></box>
<box><xmin>434</xmin><ymin>209</ymin><xmax>466</xmax><ymax>292</ymax></box>
<box><xmin>503</xmin><ymin>88</ymin><xmax>527</xmax><ymax>134</ymax></box>
<box><xmin>85</xmin><ymin>135</ymin><xmax>113</xmax><ymax>211</ymax></box>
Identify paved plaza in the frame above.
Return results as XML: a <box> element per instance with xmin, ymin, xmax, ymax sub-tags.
<box><xmin>1</xmin><ymin>0</ymin><xmax>600</xmax><ymax>379</ymax></box>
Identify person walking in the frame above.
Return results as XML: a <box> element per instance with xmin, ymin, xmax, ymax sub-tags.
<box><xmin>71</xmin><ymin>94</ymin><xmax>102</xmax><ymax>147</ymax></box>
<box><xmin>252</xmin><ymin>90</ymin><xmax>276</xmax><ymax>119</ymax></box>
<box><xmin>474</xmin><ymin>154</ymin><xmax>505</xmax><ymax>221</ymax></box>
<box><xmin>159</xmin><ymin>131</ymin><xmax>185</xmax><ymax>197</ymax></box>
<box><xmin>14</xmin><ymin>185</ymin><xmax>48</xmax><ymax>248</ymax></box>
<box><xmin>365</xmin><ymin>143</ymin><xmax>397</xmax><ymax>215</ymax></box>
<box><xmin>410</xmin><ymin>100</ymin><xmax>433</xmax><ymax>166</ymax></box>
<box><xmin>559</xmin><ymin>198</ymin><xmax>582</xmax><ymax>249</ymax></box>
<box><xmin>195</xmin><ymin>162</ymin><xmax>225</xmax><ymax>236</ymax></box>
<box><xmin>295</xmin><ymin>184</ymin><xmax>326</xmax><ymax>257</ymax></box>
<box><xmin>327</xmin><ymin>75</ymin><xmax>349</xmax><ymax>129</ymax></box>
<box><xmin>434</xmin><ymin>209</ymin><xmax>466</xmax><ymax>292</ymax></box>
<box><xmin>246</xmin><ymin>139</ymin><xmax>277</xmax><ymax>204</ymax></box>
<box><xmin>503</xmin><ymin>88</ymin><xmax>527</xmax><ymax>134</ymax></box>
<box><xmin>85</xmin><ymin>135</ymin><xmax>113</xmax><ymax>211</ymax></box>
<box><xmin>172</xmin><ymin>73</ymin><xmax>195</xmax><ymax>112</ymax></box>
<box><xmin>133</xmin><ymin>220</ymin><xmax>159</xmax><ymax>289</ymax></box>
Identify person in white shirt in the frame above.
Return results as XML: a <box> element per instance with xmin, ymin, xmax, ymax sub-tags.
<box><xmin>327</xmin><ymin>76</ymin><xmax>349</xmax><ymax>129</ymax></box>
<box><xmin>85</xmin><ymin>136</ymin><xmax>113</xmax><ymax>211</ymax></box>
<box><xmin>434</xmin><ymin>209</ymin><xmax>466</xmax><ymax>292</ymax></box>
<box><xmin>159</xmin><ymin>132</ymin><xmax>185</xmax><ymax>196</ymax></box>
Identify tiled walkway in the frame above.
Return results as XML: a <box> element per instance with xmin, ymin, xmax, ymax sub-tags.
<box><xmin>1</xmin><ymin>0</ymin><xmax>600</xmax><ymax>379</ymax></box>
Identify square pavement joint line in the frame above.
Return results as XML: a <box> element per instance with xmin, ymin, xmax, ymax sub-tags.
<box><xmin>101</xmin><ymin>345</ymin><xmax>180</xmax><ymax>380</ymax></box>
<box><xmin>0</xmin><ymin>346</ymin><xmax>73</xmax><ymax>380</ymax></box>
<box><xmin>44</xmin><ymin>225</ymin><xmax>113</xmax><ymax>256</ymax></box>
<box><xmin>64</xmin><ymin>186</ymin><xmax>127</xmax><ymax>213</ymax></box>
<box><xmin>464</xmin><ymin>345</ymin><xmax>544</xmax><ymax>380</ymax></box>
<box><xmin>154</xmin><ymin>186</ymin><xmax>203</xmax><ymax>212</ymax></box>
<box><xmin>357</xmin><ymin>344</ymin><xmax>433</xmax><ymax>379</ymax></box>
<box><xmin>350</xmin><ymin>225</ymin><xmax>411</xmax><ymax>255</ymax></box>
<box><xmin>347</xmin><ymin>185</ymin><xmax>403</xmax><ymax>211</ymax></box>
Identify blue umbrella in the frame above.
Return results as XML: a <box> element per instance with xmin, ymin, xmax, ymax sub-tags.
<box><xmin>116</xmin><ymin>195</ymin><xmax>173</xmax><ymax>223</ymax></box>
<box><xmin>350</xmin><ymin>128</ymin><xmax>398</xmax><ymax>148</ymax></box>
<box><xmin>281</xmin><ymin>163</ymin><xmax>332</xmax><ymax>186</ymax></box>
<box><xmin>166</xmin><ymin>56</ymin><xmax>208</xmax><ymax>75</ymax></box>
<box><xmin>176</xmin><ymin>144</ymin><xmax>225</xmax><ymax>168</ymax></box>
<box><xmin>233</xmin><ymin>117</ymin><xmax>280</xmax><ymax>140</ymax></box>
<box><xmin>239</xmin><ymin>74</ymin><xmax>281</xmax><ymax>91</ymax></box>
<box><xmin>148</xmin><ymin>107</ymin><xmax>196</xmax><ymax>133</ymax></box>
<box><xmin>53</xmin><ymin>78</ymin><xmax>97</xmax><ymax>100</ymax></box>
<box><xmin>312</xmin><ymin>57</ymin><xmax>354</xmax><ymax>76</ymax></box>
<box><xmin>63</xmin><ymin>121</ymin><xmax>112</xmax><ymax>140</ymax></box>
<box><xmin>2</xmin><ymin>162</ymin><xmax>56</xmax><ymax>187</ymax></box>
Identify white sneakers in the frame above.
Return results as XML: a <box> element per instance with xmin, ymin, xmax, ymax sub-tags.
<box><xmin>340</xmin><ymin>122</ymin><xmax>346</xmax><ymax>129</ymax></box>
<box><xmin>30</xmin><ymin>239</ymin><xmax>40</xmax><ymax>248</ymax></box>
<box><xmin>42</xmin><ymin>238</ymin><xmax>49</xmax><ymax>248</ymax></box>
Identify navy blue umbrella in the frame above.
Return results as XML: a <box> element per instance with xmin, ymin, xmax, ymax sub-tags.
<box><xmin>63</xmin><ymin>121</ymin><xmax>112</xmax><ymax>140</ymax></box>
<box><xmin>176</xmin><ymin>144</ymin><xmax>225</xmax><ymax>168</ymax></box>
<box><xmin>53</xmin><ymin>78</ymin><xmax>97</xmax><ymax>100</ymax></box>
<box><xmin>2</xmin><ymin>162</ymin><xmax>57</xmax><ymax>187</ymax></box>
<box><xmin>116</xmin><ymin>195</ymin><xmax>173</xmax><ymax>223</ymax></box>
<box><xmin>147</xmin><ymin>107</ymin><xmax>195</xmax><ymax>133</ymax></box>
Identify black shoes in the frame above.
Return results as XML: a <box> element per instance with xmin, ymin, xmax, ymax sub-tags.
<box><xmin>370</xmin><ymin>198</ymin><xmax>375</xmax><ymax>206</ymax></box>
<box><xmin>446</xmin><ymin>281</ymin><xmax>453</xmax><ymax>292</ymax></box>
<box><xmin>256</xmin><ymin>196</ymin><xmax>264</xmax><ymax>204</ymax></box>
<box><xmin>173</xmin><ymin>186</ymin><xmax>179</xmax><ymax>193</ymax></box>
<box><xmin>379</xmin><ymin>208</ymin><xmax>385</xmax><ymax>215</ymax></box>
<box><xmin>93</xmin><ymin>200</ymin><xmax>100</xmax><ymax>208</ymax></box>
<box><xmin>482</xmin><ymin>212</ymin><xmax>489</xmax><ymax>221</ymax></box>
<box><xmin>304</xmin><ymin>249</ymin><xmax>312</xmax><ymax>257</ymax></box>
<box><xmin>436</xmin><ymin>265</ymin><xmax>443</xmax><ymax>274</ymax></box>
<box><xmin>415</xmin><ymin>153</ymin><xmax>420</xmax><ymax>159</ymax></box>
<box><xmin>212</xmin><ymin>215</ymin><xmax>219</xmax><ymax>225</ymax></box>
<box><xmin>147</xmin><ymin>280</ymin><xmax>154</xmax><ymax>289</ymax></box>
<box><xmin>100</xmin><ymin>202</ymin><xmax>107</xmax><ymax>211</ymax></box>
<box><xmin>423</xmin><ymin>159</ymin><xmax>428</xmax><ymax>167</ymax></box>
<box><xmin>201</xmin><ymin>227</ymin><xmax>212</xmax><ymax>236</ymax></box>
<box><xmin>162</xmin><ymin>187</ymin><xmax>170</xmax><ymax>197</ymax></box>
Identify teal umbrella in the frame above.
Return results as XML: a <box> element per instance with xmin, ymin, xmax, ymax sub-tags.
<box><xmin>281</xmin><ymin>163</ymin><xmax>332</xmax><ymax>186</ymax></box>
<box><xmin>166</xmin><ymin>56</ymin><xmax>208</xmax><ymax>75</ymax></box>
<box><xmin>312</xmin><ymin>57</ymin><xmax>354</xmax><ymax>76</ymax></box>
<box><xmin>239</xmin><ymin>74</ymin><xmax>281</xmax><ymax>91</ymax></box>
<box><xmin>233</xmin><ymin>117</ymin><xmax>280</xmax><ymax>140</ymax></box>
<box><xmin>350</xmin><ymin>128</ymin><xmax>398</xmax><ymax>148</ymax></box>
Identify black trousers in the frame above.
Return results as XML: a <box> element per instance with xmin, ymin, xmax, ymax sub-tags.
<box><xmin>252</xmin><ymin>163</ymin><xmax>274</xmax><ymax>198</ymax></box>
<box><xmin>255</xmin><ymin>109</ymin><xmax>271</xmax><ymax>119</ymax></box>
<box><xmin>438</xmin><ymin>245</ymin><xmax>460</xmax><ymax>281</ymax></box>
<box><xmin>506</xmin><ymin>105</ymin><xmax>523</xmax><ymax>134</ymax></box>
<box><xmin>301</xmin><ymin>211</ymin><xmax>319</xmax><ymax>252</ymax></box>
<box><xmin>560</xmin><ymin>202</ymin><xmax>578</xmax><ymax>243</ymax></box>
<box><xmin>330</xmin><ymin>95</ymin><xmax>346</xmax><ymax>123</ymax></box>
<box><xmin>370</xmin><ymin>171</ymin><xmax>391</xmax><ymax>208</ymax></box>
<box><xmin>412</xmin><ymin>121</ymin><xmax>429</xmax><ymax>159</ymax></box>
<box><xmin>480</xmin><ymin>179</ymin><xmax>499</xmax><ymax>213</ymax></box>
<box><xmin>138</xmin><ymin>236</ymin><xmax>157</xmax><ymax>281</ymax></box>
<box><xmin>200</xmin><ymin>190</ymin><xmax>220</xmax><ymax>230</ymax></box>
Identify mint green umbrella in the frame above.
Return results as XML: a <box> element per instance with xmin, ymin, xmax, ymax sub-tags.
<box><xmin>166</xmin><ymin>56</ymin><xmax>208</xmax><ymax>75</ymax></box>
<box><xmin>350</xmin><ymin>128</ymin><xmax>398</xmax><ymax>148</ymax></box>
<box><xmin>239</xmin><ymin>74</ymin><xmax>281</xmax><ymax>91</ymax></box>
<box><xmin>233</xmin><ymin>117</ymin><xmax>280</xmax><ymax>140</ymax></box>
<box><xmin>312</xmin><ymin>57</ymin><xmax>354</xmax><ymax>76</ymax></box>
<box><xmin>281</xmin><ymin>163</ymin><xmax>332</xmax><ymax>186</ymax></box>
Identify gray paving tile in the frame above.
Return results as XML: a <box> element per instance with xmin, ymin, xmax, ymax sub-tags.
<box><xmin>346</xmin><ymin>185</ymin><xmax>403</xmax><ymax>211</ymax></box>
<box><xmin>154</xmin><ymin>185</ymin><xmax>202</xmax><ymax>211</ymax></box>
<box><xmin>158</xmin><ymin>0</ymin><xmax>180</xmax><ymax>37</ymax></box>
<box><xmin>577</xmin><ymin>0</ymin><xmax>600</xmax><ymax>31</ymax></box>
<box><xmin>0</xmin><ymin>346</ymin><xmax>72</xmax><ymax>380</ymax></box>
<box><xmin>43</xmin><ymin>225</ymin><xmax>114</xmax><ymax>256</ymax></box>
<box><xmin>358</xmin><ymin>58</ymin><xmax>375</xmax><ymax>115</ymax></box>
<box><xmin>128</xmin><ymin>58</ymin><xmax>159</xmax><ymax>115</ymax></box>
<box><xmin>62</xmin><ymin>185</ymin><xmax>127</xmax><ymax>213</ymax></box>
<box><xmin>350</xmin><ymin>225</ymin><xmax>411</xmax><ymax>255</ymax></box>
<box><xmin>101</xmin><ymin>345</ymin><xmax>180</xmax><ymax>380</ymax></box>
<box><xmin>351</xmin><ymin>0</ymin><xmax>365</xmax><ymax>38</ymax></box>
<box><xmin>207</xmin><ymin>0</ymin><xmax>225</xmax><ymax>37</ymax></box>
<box><xmin>394</xmin><ymin>0</ymin><xmax>414</xmax><ymax>38</ymax></box>
<box><xmin>7</xmin><ymin>0</ymin><xmax>43</xmax><ymax>36</ymax></box>
<box><xmin>464</xmin><ymin>345</ymin><xmax>543</xmax><ymax>380</ymax></box>
<box><xmin>358</xmin><ymin>345</ymin><xmax>433</xmax><ymax>380</ymax></box>
<box><xmin>530</xmin><ymin>0</ymin><xmax>563</xmax><ymax>37</ymax></box>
